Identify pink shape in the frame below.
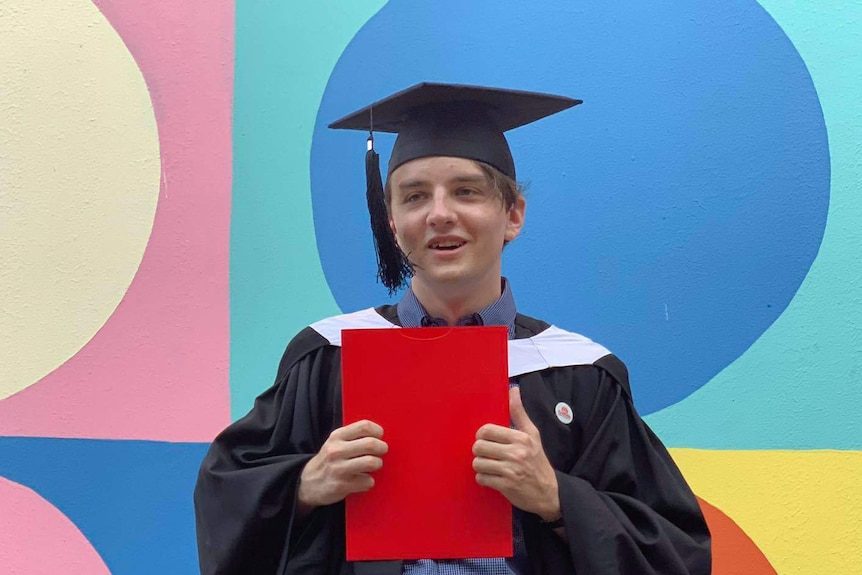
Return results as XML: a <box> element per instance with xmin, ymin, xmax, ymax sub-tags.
<box><xmin>0</xmin><ymin>0</ymin><xmax>233</xmax><ymax>441</ymax></box>
<box><xmin>0</xmin><ymin>476</ymin><xmax>112</xmax><ymax>575</ymax></box>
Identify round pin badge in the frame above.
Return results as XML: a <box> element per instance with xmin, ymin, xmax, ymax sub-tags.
<box><xmin>555</xmin><ymin>402</ymin><xmax>574</xmax><ymax>424</ymax></box>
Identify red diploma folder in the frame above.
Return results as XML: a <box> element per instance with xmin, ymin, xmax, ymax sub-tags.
<box><xmin>341</xmin><ymin>326</ymin><xmax>512</xmax><ymax>561</ymax></box>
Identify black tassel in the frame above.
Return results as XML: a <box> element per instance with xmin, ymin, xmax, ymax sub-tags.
<box><xmin>366</xmin><ymin>137</ymin><xmax>411</xmax><ymax>293</ymax></box>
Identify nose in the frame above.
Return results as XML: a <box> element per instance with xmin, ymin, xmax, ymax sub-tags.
<box><xmin>426</xmin><ymin>190</ymin><xmax>456</xmax><ymax>226</ymax></box>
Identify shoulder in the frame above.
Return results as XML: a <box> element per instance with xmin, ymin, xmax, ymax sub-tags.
<box><xmin>307</xmin><ymin>306</ymin><xmax>399</xmax><ymax>345</ymax></box>
<box><xmin>513</xmin><ymin>312</ymin><xmax>632</xmax><ymax>399</ymax></box>
<box><xmin>512</xmin><ymin>312</ymin><xmax>612</xmax><ymax>369</ymax></box>
<box><xmin>513</xmin><ymin>313</ymin><xmax>552</xmax><ymax>337</ymax></box>
<box><xmin>277</xmin><ymin>307</ymin><xmax>398</xmax><ymax>376</ymax></box>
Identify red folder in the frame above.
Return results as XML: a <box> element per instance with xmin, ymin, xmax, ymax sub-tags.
<box><xmin>341</xmin><ymin>326</ymin><xmax>512</xmax><ymax>561</ymax></box>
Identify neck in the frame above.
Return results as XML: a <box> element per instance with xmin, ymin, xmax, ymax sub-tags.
<box><xmin>410</xmin><ymin>275</ymin><xmax>502</xmax><ymax>325</ymax></box>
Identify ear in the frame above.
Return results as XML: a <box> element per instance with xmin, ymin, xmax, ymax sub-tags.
<box><xmin>389</xmin><ymin>215</ymin><xmax>405</xmax><ymax>252</ymax></box>
<box><xmin>504</xmin><ymin>196</ymin><xmax>526</xmax><ymax>242</ymax></box>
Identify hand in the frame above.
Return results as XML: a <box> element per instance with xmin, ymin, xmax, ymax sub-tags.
<box><xmin>472</xmin><ymin>387</ymin><xmax>561</xmax><ymax>522</ymax></box>
<box><xmin>297</xmin><ymin>419</ymin><xmax>388</xmax><ymax>514</ymax></box>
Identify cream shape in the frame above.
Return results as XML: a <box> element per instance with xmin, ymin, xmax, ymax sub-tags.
<box><xmin>0</xmin><ymin>0</ymin><xmax>160</xmax><ymax>400</ymax></box>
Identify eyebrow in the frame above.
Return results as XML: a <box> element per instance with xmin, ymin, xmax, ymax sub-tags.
<box><xmin>396</xmin><ymin>174</ymin><xmax>488</xmax><ymax>191</ymax></box>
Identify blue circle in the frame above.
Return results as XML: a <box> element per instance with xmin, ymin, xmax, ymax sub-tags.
<box><xmin>310</xmin><ymin>0</ymin><xmax>829</xmax><ymax>414</ymax></box>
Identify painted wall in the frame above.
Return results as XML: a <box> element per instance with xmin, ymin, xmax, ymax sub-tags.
<box><xmin>1</xmin><ymin>1</ymin><xmax>859</xmax><ymax>573</ymax></box>
<box><xmin>0</xmin><ymin>1</ymin><xmax>233</xmax><ymax>572</ymax></box>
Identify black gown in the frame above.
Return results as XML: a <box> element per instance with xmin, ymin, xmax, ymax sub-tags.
<box><xmin>194</xmin><ymin>306</ymin><xmax>711</xmax><ymax>575</ymax></box>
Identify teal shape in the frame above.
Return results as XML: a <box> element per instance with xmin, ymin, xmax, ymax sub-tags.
<box><xmin>647</xmin><ymin>0</ymin><xmax>862</xmax><ymax>450</ymax></box>
<box><xmin>230</xmin><ymin>0</ymin><xmax>387</xmax><ymax>419</ymax></box>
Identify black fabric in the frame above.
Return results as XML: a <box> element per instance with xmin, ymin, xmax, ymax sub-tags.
<box><xmin>386</xmin><ymin>105</ymin><xmax>516</xmax><ymax>179</ymax></box>
<box><xmin>194</xmin><ymin>308</ymin><xmax>711</xmax><ymax>575</ymax></box>
<box><xmin>328</xmin><ymin>83</ymin><xmax>582</xmax><ymax>179</ymax></box>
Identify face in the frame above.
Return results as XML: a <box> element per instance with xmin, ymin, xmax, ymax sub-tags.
<box><xmin>388</xmin><ymin>156</ymin><xmax>525</xmax><ymax>299</ymax></box>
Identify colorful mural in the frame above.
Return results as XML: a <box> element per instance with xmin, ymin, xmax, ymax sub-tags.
<box><xmin>1</xmin><ymin>1</ymin><xmax>859</xmax><ymax>573</ymax></box>
<box><xmin>1</xmin><ymin>0</ymin><xmax>233</xmax><ymax>572</ymax></box>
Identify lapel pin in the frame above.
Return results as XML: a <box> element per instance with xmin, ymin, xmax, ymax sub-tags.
<box><xmin>555</xmin><ymin>402</ymin><xmax>574</xmax><ymax>424</ymax></box>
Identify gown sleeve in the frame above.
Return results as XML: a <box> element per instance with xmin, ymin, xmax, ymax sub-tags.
<box><xmin>193</xmin><ymin>331</ymin><xmax>345</xmax><ymax>575</ymax></box>
<box><xmin>525</xmin><ymin>356</ymin><xmax>712</xmax><ymax>574</ymax></box>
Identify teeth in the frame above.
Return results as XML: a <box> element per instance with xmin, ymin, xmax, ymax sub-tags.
<box><xmin>432</xmin><ymin>241</ymin><xmax>463</xmax><ymax>249</ymax></box>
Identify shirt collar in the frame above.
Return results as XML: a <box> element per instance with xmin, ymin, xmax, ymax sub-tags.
<box><xmin>396</xmin><ymin>278</ymin><xmax>517</xmax><ymax>338</ymax></box>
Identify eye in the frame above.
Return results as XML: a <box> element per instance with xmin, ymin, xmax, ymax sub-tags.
<box><xmin>403</xmin><ymin>192</ymin><xmax>425</xmax><ymax>203</ymax></box>
<box><xmin>455</xmin><ymin>187</ymin><xmax>480</xmax><ymax>197</ymax></box>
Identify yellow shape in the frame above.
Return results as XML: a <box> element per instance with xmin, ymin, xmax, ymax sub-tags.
<box><xmin>670</xmin><ymin>449</ymin><xmax>862</xmax><ymax>575</ymax></box>
<box><xmin>0</xmin><ymin>1</ymin><xmax>160</xmax><ymax>400</ymax></box>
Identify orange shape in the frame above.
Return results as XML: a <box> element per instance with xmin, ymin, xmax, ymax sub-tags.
<box><xmin>698</xmin><ymin>497</ymin><xmax>777</xmax><ymax>575</ymax></box>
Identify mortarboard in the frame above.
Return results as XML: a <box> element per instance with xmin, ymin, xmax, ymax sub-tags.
<box><xmin>328</xmin><ymin>82</ymin><xmax>582</xmax><ymax>293</ymax></box>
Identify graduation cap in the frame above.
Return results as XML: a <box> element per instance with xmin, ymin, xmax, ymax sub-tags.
<box><xmin>329</xmin><ymin>82</ymin><xmax>582</xmax><ymax>293</ymax></box>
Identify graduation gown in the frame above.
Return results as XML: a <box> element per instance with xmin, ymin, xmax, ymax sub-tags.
<box><xmin>194</xmin><ymin>306</ymin><xmax>711</xmax><ymax>575</ymax></box>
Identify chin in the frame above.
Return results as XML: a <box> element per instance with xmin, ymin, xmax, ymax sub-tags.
<box><xmin>422</xmin><ymin>265</ymin><xmax>470</xmax><ymax>283</ymax></box>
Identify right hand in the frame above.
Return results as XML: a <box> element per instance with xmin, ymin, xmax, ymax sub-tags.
<box><xmin>297</xmin><ymin>419</ymin><xmax>388</xmax><ymax>514</ymax></box>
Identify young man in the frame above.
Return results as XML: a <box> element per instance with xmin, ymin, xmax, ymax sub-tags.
<box><xmin>194</xmin><ymin>83</ymin><xmax>712</xmax><ymax>575</ymax></box>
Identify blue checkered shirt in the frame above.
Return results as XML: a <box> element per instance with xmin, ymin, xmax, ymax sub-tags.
<box><xmin>396</xmin><ymin>279</ymin><xmax>530</xmax><ymax>575</ymax></box>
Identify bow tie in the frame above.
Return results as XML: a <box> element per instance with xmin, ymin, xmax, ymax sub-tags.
<box><xmin>420</xmin><ymin>312</ymin><xmax>484</xmax><ymax>328</ymax></box>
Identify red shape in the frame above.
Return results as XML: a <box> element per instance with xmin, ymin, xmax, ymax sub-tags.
<box><xmin>698</xmin><ymin>497</ymin><xmax>777</xmax><ymax>575</ymax></box>
<box><xmin>341</xmin><ymin>326</ymin><xmax>512</xmax><ymax>560</ymax></box>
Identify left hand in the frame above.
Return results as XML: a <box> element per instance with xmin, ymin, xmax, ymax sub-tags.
<box><xmin>472</xmin><ymin>386</ymin><xmax>561</xmax><ymax>522</ymax></box>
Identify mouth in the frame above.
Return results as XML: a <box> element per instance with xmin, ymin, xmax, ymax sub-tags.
<box><xmin>428</xmin><ymin>239</ymin><xmax>467</xmax><ymax>251</ymax></box>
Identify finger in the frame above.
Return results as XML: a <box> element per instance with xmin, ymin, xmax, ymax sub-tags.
<box><xmin>333</xmin><ymin>419</ymin><xmax>384</xmax><ymax>441</ymax></box>
<box><xmin>344</xmin><ymin>473</ymin><xmax>376</xmax><ymax>495</ymax></box>
<box><xmin>473</xmin><ymin>438</ymin><xmax>520</xmax><ymax>459</ymax></box>
<box><xmin>338</xmin><ymin>455</ymin><xmax>384</xmax><ymax>475</ymax></box>
<box><xmin>328</xmin><ymin>437</ymin><xmax>389</xmax><ymax>461</ymax></box>
<box><xmin>472</xmin><ymin>456</ymin><xmax>510</xmax><ymax>477</ymax></box>
<box><xmin>475</xmin><ymin>472</ymin><xmax>506</xmax><ymax>493</ymax></box>
<box><xmin>509</xmin><ymin>387</ymin><xmax>537</xmax><ymax>434</ymax></box>
<box><xmin>341</xmin><ymin>437</ymin><xmax>389</xmax><ymax>459</ymax></box>
<box><xmin>475</xmin><ymin>423</ymin><xmax>520</xmax><ymax>443</ymax></box>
